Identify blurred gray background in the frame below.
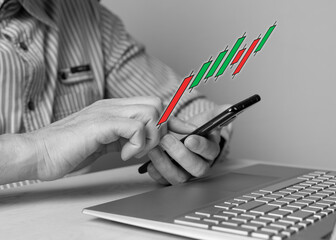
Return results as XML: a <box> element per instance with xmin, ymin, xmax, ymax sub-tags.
<box><xmin>92</xmin><ymin>0</ymin><xmax>336</xmax><ymax>171</ymax></box>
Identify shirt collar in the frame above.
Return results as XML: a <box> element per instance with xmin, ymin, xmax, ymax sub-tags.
<box><xmin>19</xmin><ymin>0</ymin><xmax>58</xmax><ymax>30</ymax></box>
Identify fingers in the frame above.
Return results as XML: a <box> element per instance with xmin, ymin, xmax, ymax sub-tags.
<box><xmin>148</xmin><ymin>147</ymin><xmax>191</xmax><ymax>185</ymax></box>
<box><xmin>167</xmin><ymin>116</ymin><xmax>197</xmax><ymax>134</ymax></box>
<box><xmin>184</xmin><ymin>131</ymin><xmax>221</xmax><ymax>161</ymax></box>
<box><xmin>95</xmin><ymin>118</ymin><xmax>146</xmax><ymax>160</ymax></box>
<box><xmin>101</xmin><ymin>96</ymin><xmax>163</xmax><ymax>114</ymax></box>
<box><xmin>147</xmin><ymin>162</ymin><xmax>169</xmax><ymax>185</ymax></box>
<box><xmin>159</xmin><ymin>134</ymin><xmax>211</xmax><ymax>178</ymax></box>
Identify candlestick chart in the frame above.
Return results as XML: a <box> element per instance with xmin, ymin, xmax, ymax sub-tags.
<box><xmin>157</xmin><ymin>23</ymin><xmax>276</xmax><ymax>125</ymax></box>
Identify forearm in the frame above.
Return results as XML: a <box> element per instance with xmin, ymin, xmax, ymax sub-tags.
<box><xmin>0</xmin><ymin>133</ymin><xmax>37</xmax><ymax>185</ymax></box>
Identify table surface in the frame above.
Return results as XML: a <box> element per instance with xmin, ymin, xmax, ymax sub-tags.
<box><xmin>0</xmin><ymin>159</ymin><xmax>259</xmax><ymax>240</ymax></box>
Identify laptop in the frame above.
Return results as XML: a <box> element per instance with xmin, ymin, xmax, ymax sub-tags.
<box><xmin>83</xmin><ymin>163</ymin><xmax>336</xmax><ymax>240</ymax></box>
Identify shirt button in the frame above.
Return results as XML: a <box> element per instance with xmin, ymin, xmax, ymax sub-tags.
<box><xmin>27</xmin><ymin>100</ymin><xmax>35</xmax><ymax>111</ymax></box>
<box><xmin>19</xmin><ymin>42</ymin><xmax>28</xmax><ymax>51</ymax></box>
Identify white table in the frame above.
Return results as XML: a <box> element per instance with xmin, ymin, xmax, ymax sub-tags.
<box><xmin>0</xmin><ymin>159</ymin><xmax>258</xmax><ymax>240</ymax></box>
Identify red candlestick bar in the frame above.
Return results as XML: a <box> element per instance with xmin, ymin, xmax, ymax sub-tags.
<box><xmin>157</xmin><ymin>75</ymin><xmax>194</xmax><ymax>125</ymax></box>
<box><xmin>231</xmin><ymin>48</ymin><xmax>245</xmax><ymax>65</ymax></box>
<box><xmin>233</xmin><ymin>38</ymin><xmax>260</xmax><ymax>75</ymax></box>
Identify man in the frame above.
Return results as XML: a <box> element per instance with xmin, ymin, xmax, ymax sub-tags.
<box><xmin>0</xmin><ymin>0</ymin><xmax>232</xmax><ymax>186</ymax></box>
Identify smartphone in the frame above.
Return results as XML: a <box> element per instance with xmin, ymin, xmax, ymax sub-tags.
<box><xmin>138</xmin><ymin>94</ymin><xmax>261</xmax><ymax>174</ymax></box>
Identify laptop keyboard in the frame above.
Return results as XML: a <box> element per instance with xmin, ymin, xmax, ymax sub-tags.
<box><xmin>174</xmin><ymin>171</ymin><xmax>336</xmax><ymax>239</ymax></box>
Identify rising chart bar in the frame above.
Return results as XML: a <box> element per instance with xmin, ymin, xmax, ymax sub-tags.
<box><xmin>233</xmin><ymin>38</ymin><xmax>260</xmax><ymax>75</ymax></box>
<box><xmin>205</xmin><ymin>50</ymin><xmax>227</xmax><ymax>79</ymax></box>
<box><xmin>189</xmin><ymin>60</ymin><xmax>212</xmax><ymax>89</ymax></box>
<box><xmin>255</xmin><ymin>25</ymin><xmax>276</xmax><ymax>53</ymax></box>
<box><xmin>157</xmin><ymin>75</ymin><xmax>194</xmax><ymax>125</ymax></box>
<box><xmin>231</xmin><ymin>48</ymin><xmax>245</xmax><ymax>65</ymax></box>
<box><xmin>215</xmin><ymin>36</ymin><xmax>245</xmax><ymax>77</ymax></box>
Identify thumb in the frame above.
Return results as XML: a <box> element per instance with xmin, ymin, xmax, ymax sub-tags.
<box><xmin>168</xmin><ymin>116</ymin><xmax>197</xmax><ymax>134</ymax></box>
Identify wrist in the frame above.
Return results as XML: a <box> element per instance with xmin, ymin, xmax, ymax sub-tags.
<box><xmin>0</xmin><ymin>133</ymin><xmax>38</xmax><ymax>184</ymax></box>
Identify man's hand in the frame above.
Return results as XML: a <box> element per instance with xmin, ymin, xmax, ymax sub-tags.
<box><xmin>16</xmin><ymin>97</ymin><xmax>166</xmax><ymax>182</ymax></box>
<box><xmin>147</xmin><ymin>104</ymin><xmax>231</xmax><ymax>185</ymax></box>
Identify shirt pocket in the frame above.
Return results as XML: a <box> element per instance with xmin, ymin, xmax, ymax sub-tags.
<box><xmin>53</xmin><ymin>64</ymin><xmax>101</xmax><ymax>121</ymax></box>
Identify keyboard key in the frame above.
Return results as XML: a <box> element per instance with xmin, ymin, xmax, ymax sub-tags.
<box><xmin>306</xmin><ymin>216</ymin><xmax>319</xmax><ymax>223</ymax></box>
<box><xmin>224</xmin><ymin>199</ymin><xmax>244</xmax><ymax>206</ymax></box>
<box><xmin>270</xmin><ymin>221</ymin><xmax>292</xmax><ymax>229</ymax></box>
<box><xmin>329</xmin><ymin>206</ymin><xmax>336</xmax><ymax>211</ymax></box>
<box><xmin>277</xmin><ymin>198</ymin><xmax>295</xmax><ymax>204</ymax></box>
<box><xmin>317</xmin><ymin>191</ymin><xmax>333</xmax><ymax>196</ymax></box>
<box><xmin>255</xmin><ymin>197</ymin><xmax>274</xmax><ymax>203</ymax></box>
<box><xmin>309</xmin><ymin>195</ymin><xmax>325</xmax><ymax>201</ymax></box>
<box><xmin>272</xmin><ymin>192</ymin><xmax>289</xmax><ymax>198</ymax></box>
<box><xmin>261</xmin><ymin>226</ymin><xmax>283</xmax><ymax>234</ymax></box>
<box><xmin>213</xmin><ymin>212</ymin><xmax>232</xmax><ymax>220</ymax></box>
<box><xmin>317</xmin><ymin>200</ymin><xmax>334</xmax><ymax>207</ymax></box>
<box><xmin>241</xmin><ymin>212</ymin><xmax>261</xmax><ymax>219</ymax></box>
<box><xmin>251</xmin><ymin>218</ymin><xmax>273</xmax><ymax>226</ymax></box>
<box><xmin>281</xmin><ymin>229</ymin><xmax>296</xmax><ymax>237</ymax></box>
<box><xmin>243</xmin><ymin>194</ymin><xmax>260</xmax><ymax>200</ymax></box>
<box><xmin>324</xmin><ymin>197</ymin><xmax>336</xmax><ymax>203</ymax></box>
<box><xmin>326</xmin><ymin>171</ymin><xmax>336</xmax><ymax>177</ymax></box>
<box><xmin>304</xmin><ymin>196</ymin><xmax>318</xmax><ymax>203</ymax></box>
<box><xmin>251</xmin><ymin>190</ymin><xmax>269</xmax><ymax>196</ymax></box>
<box><xmin>309</xmin><ymin>172</ymin><xmax>323</xmax><ymax>177</ymax></box>
<box><xmin>195</xmin><ymin>206</ymin><xmax>221</xmax><ymax>217</ymax></box>
<box><xmin>287</xmin><ymin>210</ymin><xmax>313</xmax><ymax>220</ymax></box>
<box><xmin>251</xmin><ymin>205</ymin><xmax>278</xmax><ymax>215</ymax></box>
<box><xmin>241</xmin><ymin>222</ymin><xmax>263</xmax><ymax>231</ymax></box>
<box><xmin>268</xmin><ymin>201</ymin><xmax>287</xmax><ymax>207</ymax></box>
<box><xmin>203</xmin><ymin>217</ymin><xmax>222</xmax><ymax>224</ymax></box>
<box><xmin>222</xmin><ymin>209</ymin><xmax>242</xmax><ymax>216</ymax></box>
<box><xmin>280</xmin><ymin>206</ymin><xmax>299</xmax><ymax>213</ymax></box>
<box><xmin>269</xmin><ymin>210</ymin><xmax>290</xmax><ymax>217</ymax></box>
<box><xmin>298</xmin><ymin>220</ymin><xmax>312</xmax><ymax>228</ymax></box>
<box><xmin>232</xmin><ymin>215</ymin><xmax>253</xmax><ymax>223</ymax></box>
<box><xmin>289</xmin><ymin>185</ymin><xmax>305</xmax><ymax>191</ymax></box>
<box><xmin>260</xmin><ymin>178</ymin><xmax>304</xmax><ymax>193</ymax></box>
<box><xmin>234</xmin><ymin>196</ymin><xmax>253</xmax><ymax>202</ymax></box>
<box><xmin>214</xmin><ymin>203</ymin><xmax>233</xmax><ymax>210</ymax></box>
<box><xmin>221</xmin><ymin>220</ymin><xmax>242</xmax><ymax>227</ymax></box>
<box><xmin>285</xmin><ymin>195</ymin><xmax>303</xmax><ymax>201</ymax></box>
<box><xmin>290</xmin><ymin>224</ymin><xmax>304</xmax><ymax>232</ymax></box>
<box><xmin>291</xmin><ymin>201</ymin><xmax>309</xmax><ymax>207</ymax></box>
<box><xmin>272</xmin><ymin>234</ymin><xmax>289</xmax><ymax>240</ymax></box>
<box><xmin>301</xmin><ymin>207</ymin><xmax>321</xmax><ymax>214</ymax></box>
<box><xmin>310</xmin><ymin>203</ymin><xmax>327</xmax><ymax>210</ymax></box>
<box><xmin>185</xmin><ymin>213</ymin><xmax>203</xmax><ymax>220</ymax></box>
<box><xmin>305</xmin><ymin>187</ymin><xmax>319</xmax><ymax>193</ymax></box>
<box><xmin>212</xmin><ymin>225</ymin><xmax>252</xmax><ymax>236</ymax></box>
<box><xmin>321</xmin><ymin>209</ymin><xmax>333</xmax><ymax>216</ymax></box>
<box><xmin>233</xmin><ymin>201</ymin><xmax>264</xmax><ymax>212</ymax></box>
<box><xmin>279</xmin><ymin>217</ymin><xmax>299</xmax><ymax>225</ymax></box>
<box><xmin>174</xmin><ymin>217</ymin><xmax>209</xmax><ymax>229</ymax></box>
<box><xmin>260</xmin><ymin>214</ymin><xmax>280</xmax><ymax>222</ymax></box>
<box><xmin>314</xmin><ymin>212</ymin><xmax>327</xmax><ymax>219</ymax></box>
<box><xmin>287</xmin><ymin>203</ymin><xmax>305</xmax><ymax>209</ymax></box>
<box><xmin>293</xmin><ymin>191</ymin><xmax>310</xmax><ymax>197</ymax></box>
<box><xmin>279</xmin><ymin>189</ymin><xmax>297</xmax><ymax>194</ymax></box>
<box><xmin>265</xmin><ymin>194</ymin><xmax>282</xmax><ymax>200</ymax></box>
<box><xmin>251</xmin><ymin>230</ymin><xmax>274</xmax><ymax>239</ymax></box>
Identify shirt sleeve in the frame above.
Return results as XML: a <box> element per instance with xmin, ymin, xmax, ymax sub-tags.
<box><xmin>98</xmin><ymin>5</ymin><xmax>232</xmax><ymax>156</ymax></box>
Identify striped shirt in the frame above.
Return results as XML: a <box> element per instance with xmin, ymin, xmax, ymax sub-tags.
<box><xmin>0</xmin><ymin>0</ymin><xmax>231</xmax><ymax>188</ymax></box>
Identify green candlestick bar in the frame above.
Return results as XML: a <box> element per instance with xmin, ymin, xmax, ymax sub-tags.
<box><xmin>255</xmin><ymin>25</ymin><xmax>276</xmax><ymax>53</ymax></box>
<box><xmin>215</xmin><ymin>36</ymin><xmax>245</xmax><ymax>77</ymax></box>
<box><xmin>189</xmin><ymin>60</ymin><xmax>212</xmax><ymax>88</ymax></box>
<box><xmin>205</xmin><ymin>50</ymin><xmax>227</xmax><ymax>79</ymax></box>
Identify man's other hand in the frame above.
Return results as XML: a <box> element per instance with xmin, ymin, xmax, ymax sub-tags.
<box><xmin>147</xmin><ymin>105</ymin><xmax>231</xmax><ymax>185</ymax></box>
